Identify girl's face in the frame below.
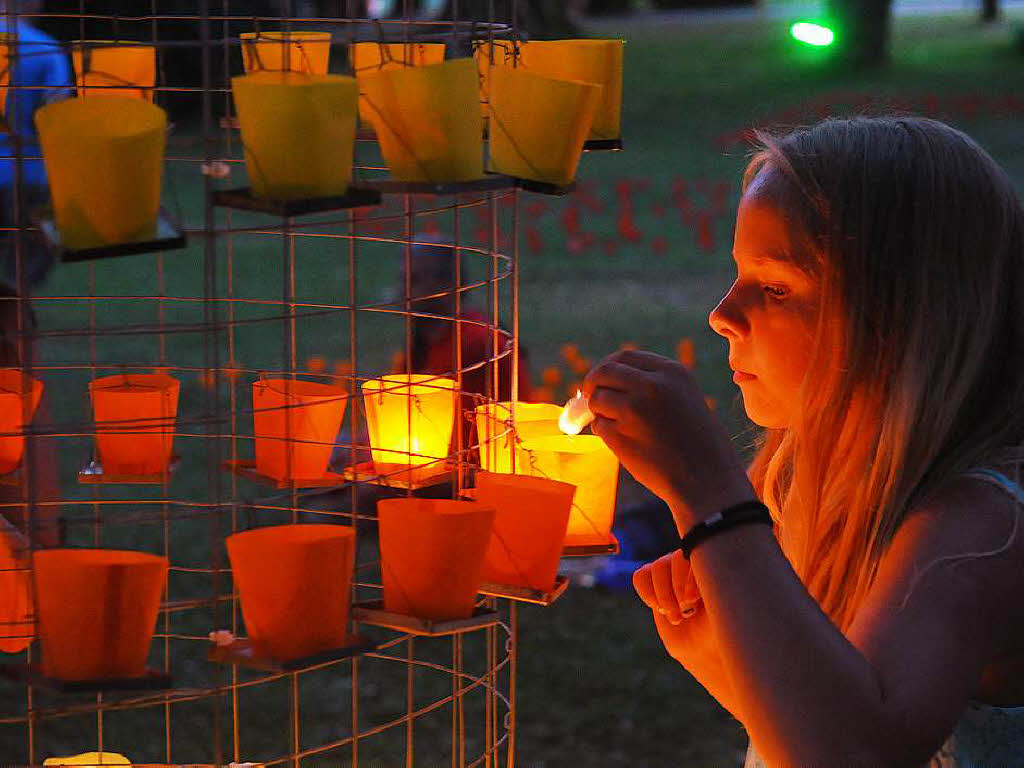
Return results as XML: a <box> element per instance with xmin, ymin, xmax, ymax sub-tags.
<box><xmin>709</xmin><ymin>175</ymin><xmax>822</xmax><ymax>429</ymax></box>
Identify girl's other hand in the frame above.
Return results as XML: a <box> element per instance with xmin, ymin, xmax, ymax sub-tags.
<box><xmin>583</xmin><ymin>349</ymin><xmax>756</xmax><ymax>530</ymax></box>
<box><xmin>633</xmin><ymin>549</ymin><xmax>701</xmax><ymax>623</ymax></box>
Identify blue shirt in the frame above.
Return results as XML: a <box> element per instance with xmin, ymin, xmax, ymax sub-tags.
<box><xmin>0</xmin><ymin>20</ymin><xmax>72</xmax><ymax>188</ymax></box>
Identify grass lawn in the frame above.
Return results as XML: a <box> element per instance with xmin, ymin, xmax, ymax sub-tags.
<box><xmin>4</xmin><ymin>7</ymin><xmax>1024</xmax><ymax>766</ymax></box>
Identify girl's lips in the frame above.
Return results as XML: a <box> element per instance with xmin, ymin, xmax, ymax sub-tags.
<box><xmin>733</xmin><ymin>371</ymin><xmax>756</xmax><ymax>383</ymax></box>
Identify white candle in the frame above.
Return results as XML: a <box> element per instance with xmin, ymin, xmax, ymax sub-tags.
<box><xmin>559</xmin><ymin>389</ymin><xmax>595</xmax><ymax>435</ymax></box>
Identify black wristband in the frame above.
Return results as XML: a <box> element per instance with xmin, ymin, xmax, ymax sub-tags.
<box><xmin>679</xmin><ymin>500</ymin><xmax>772</xmax><ymax>559</ymax></box>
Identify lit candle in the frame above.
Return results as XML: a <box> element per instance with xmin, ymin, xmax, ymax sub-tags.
<box><xmin>559</xmin><ymin>389</ymin><xmax>594</xmax><ymax>435</ymax></box>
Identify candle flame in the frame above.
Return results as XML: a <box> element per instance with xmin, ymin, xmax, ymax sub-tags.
<box><xmin>559</xmin><ymin>389</ymin><xmax>594</xmax><ymax>435</ymax></box>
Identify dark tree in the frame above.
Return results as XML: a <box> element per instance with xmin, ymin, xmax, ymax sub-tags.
<box><xmin>828</xmin><ymin>0</ymin><xmax>894</xmax><ymax>68</ymax></box>
<box><xmin>981</xmin><ymin>0</ymin><xmax>999</xmax><ymax>22</ymax></box>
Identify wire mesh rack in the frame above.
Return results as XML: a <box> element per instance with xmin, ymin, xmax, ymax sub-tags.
<box><xmin>0</xmin><ymin>1</ymin><xmax>620</xmax><ymax>765</ymax></box>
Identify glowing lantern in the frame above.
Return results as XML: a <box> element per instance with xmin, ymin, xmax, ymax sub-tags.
<box><xmin>474</xmin><ymin>472</ymin><xmax>574</xmax><ymax>592</ymax></box>
<box><xmin>227</xmin><ymin>524</ymin><xmax>355</xmax><ymax>661</ymax></box>
<box><xmin>377</xmin><ymin>498</ymin><xmax>494</xmax><ymax>621</ymax></box>
<box><xmin>0</xmin><ymin>525</ymin><xmax>33</xmax><ymax>653</ymax></box>
<box><xmin>240</xmin><ymin>31</ymin><xmax>332</xmax><ymax>75</ymax></box>
<box><xmin>362</xmin><ymin>375</ymin><xmax>456</xmax><ymax>467</ymax></box>
<box><xmin>0</xmin><ymin>368</ymin><xmax>42</xmax><ymax>475</ymax></box>
<box><xmin>72</xmin><ymin>41</ymin><xmax>156</xmax><ymax>101</ymax></box>
<box><xmin>349</xmin><ymin>41</ymin><xmax>446</xmax><ymax>124</ymax></box>
<box><xmin>44</xmin><ymin>753</ymin><xmax>131</xmax><ymax>766</ymax></box>
<box><xmin>474</xmin><ymin>401</ymin><xmax>562</xmax><ymax>474</ymax></box>
<box><xmin>35</xmin><ymin>97</ymin><xmax>166</xmax><ymax>250</ymax></box>
<box><xmin>232</xmin><ymin>72</ymin><xmax>358</xmax><ymax>200</ymax></box>
<box><xmin>89</xmin><ymin>373</ymin><xmax>179</xmax><ymax>476</ymax></box>
<box><xmin>515</xmin><ymin>434</ymin><xmax>618</xmax><ymax>547</ymax></box>
<box><xmin>0</xmin><ymin>35</ymin><xmax>13</xmax><ymax>123</ymax></box>
<box><xmin>487</xmin><ymin>66</ymin><xmax>600</xmax><ymax>187</ymax></box>
<box><xmin>359</xmin><ymin>58</ymin><xmax>483</xmax><ymax>183</ymax></box>
<box><xmin>252</xmin><ymin>377</ymin><xmax>347</xmax><ymax>481</ymax></box>
<box><xmin>33</xmin><ymin>549</ymin><xmax>167</xmax><ymax>680</ymax></box>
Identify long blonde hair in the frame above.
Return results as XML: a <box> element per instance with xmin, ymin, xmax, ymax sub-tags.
<box><xmin>745</xmin><ymin>117</ymin><xmax>1024</xmax><ymax>629</ymax></box>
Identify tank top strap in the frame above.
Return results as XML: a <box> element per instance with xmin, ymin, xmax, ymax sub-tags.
<box><xmin>963</xmin><ymin>468</ymin><xmax>1024</xmax><ymax>505</ymax></box>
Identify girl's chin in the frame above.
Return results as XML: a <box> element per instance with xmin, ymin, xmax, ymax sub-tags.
<box><xmin>740</xmin><ymin>393</ymin><xmax>790</xmax><ymax>430</ymax></box>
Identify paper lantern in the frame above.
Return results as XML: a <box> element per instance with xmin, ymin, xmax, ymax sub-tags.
<box><xmin>0</xmin><ymin>34</ymin><xmax>12</xmax><ymax>124</ymax></box>
<box><xmin>72</xmin><ymin>41</ymin><xmax>156</xmax><ymax>101</ymax></box>
<box><xmin>515</xmin><ymin>434</ymin><xmax>618</xmax><ymax>547</ymax></box>
<box><xmin>0</xmin><ymin>368</ymin><xmax>42</xmax><ymax>475</ymax></box>
<box><xmin>377</xmin><ymin>498</ymin><xmax>494</xmax><ymax>621</ymax></box>
<box><xmin>487</xmin><ymin>66</ymin><xmax>600</xmax><ymax>187</ymax></box>
<box><xmin>89</xmin><ymin>373</ymin><xmax>179</xmax><ymax>476</ymax></box>
<box><xmin>474</xmin><ymin>401</ymin><xmax>562</xmax><ymax>474</ymax></box>
<box><xmin>240</xmin><ymin>31</ymin><xmax>331</xmax><ymax>75</ymax></box>
<box><xmin>474</xmin><ymin>472</ymin><xmax>574</xmax><ymax>592</ymax></box>
<box><xmin>0</xmin><ymin>525</ymin><xmax>33</xmax><ymax>653</ymax></box>
<box><xmin>362</xmin><ymin>375</ymin><xmax>456</xmax><ymax>467</ymax></box>
<box><xmin>359</xmin><ymin>58</ymin><xmax>483</xmax><ymax>183</ymax></box>
<box><xmin>232</xmin><ymin>72</ymin><xmax>358</xmax><ymax>200</ymax></box>
<box><xmin>252</xmin><ymin>377</ymin><xmax>347</xmax><ymax>481</ymax></box>
<box><xmin>33</xmin><ymin>548</ymin><xmax>167</xmax><ymax>680</ymax></box>
<box><xmin>349</xmin><ymin>41</ymin><xmax>445</xmax><ymax>124</ymax></box>
<box><xmin>471</xmin><ymin>39</ymin><xmax>515</xmax><ymax>118</ymax></box>
<box><xmin>227</xmin><ymin>524</ymin><xmax>355</xmax><ymax>661</ymax></box>
<box><xmin>44</xmin><ymin>753</ymin><xmax>131</xmax><ymax>766</ymax></box>
<box><xmin>35</xmin><ymin>96</ymin><xmax>166</xmax><ymax>250</ymax></box>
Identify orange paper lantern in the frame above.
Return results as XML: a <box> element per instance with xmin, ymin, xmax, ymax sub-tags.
<box><xmin>0</xmin><ymin>368</ymin><xmax>42</xmax><ymax>475</ymax></box>
<box><xmin>33</xmin><ymin>548</ymin><xmax>167</xmax><ymax>680</ymax></box>
<box><xmin>240</xmin><ymin>31</ymin><xmax>332</xmax><ymax>75</ymax></box>
<box><xmin>72</xmin><ymin>41</ymin><xmax>157</xmax><ymax>101</ymax></box>
<box><xmin>349</xmin><ymin>41</ymin><xmax>446</xmax><ymax>124</ymax></box>
<box><xmin>252</xmin><ymin>378</ymin><xmax>348</xmax><ymax>481</ymax></box>
<box><xmin>227</xmin><ymin>524</ymin><xmax>355</xmax><ymax>661</ymax></box>
<box><xmin>362</xmin><ymin>375</ymin><xmax>456</xmax><ymax>467</ymax></box>
<box><xmin>377</xmin><ymin>498</ymin><xmax>495</xmax><ymax>621</ymax></box>
<box><xmin>515</xmin><ymin>434</ymin><xmax>619</xmax><ymax>547</ymax></box>
<box><xmin>0</xmin><ymin>525</ymin><xmax>32</xmax><ymax>653</ymax></box>
<box><xmin>89</xmin><ymin>373</ymin><xmax>179</xmax><ymax>476</ymax></box>
<box><xmin>474</xmin><ymin>471</ymin><xmax>574</xmax><ymax>592</ymax></box>
<box><xmin>474</xmin><ymin>401</ymin><xmax>562</xmax><ymax>474</ymax></box>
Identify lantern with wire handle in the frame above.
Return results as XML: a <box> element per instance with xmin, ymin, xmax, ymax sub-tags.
<box><xmin>350</xmin><ymin>41</ymin><xmax>446</xmax><ymax>126</ymax></box>
<box><xmin>240</xmin><ymin>31</ymin><xmax>332</xmax><ymax>75</ymax></box>
<box><xmin>231</xmin><ymin>71</ymin><xmax>358</xmax><ymax>200</ymax></box>
<box><xmin>71</xmin><ymin>41</ymin><xmax>156</xmax><ymax>101</ymax></box>
<box><xmin>0</xmin><ymin>368</ymin><xmax>42</xmax><ymax>476</ymax></box>
<box><xmin>515</xmin><ymin>434</ymin><xmax>619</xmax><ymax>548</ymax></box>
<box><xmin>474</xmin><ymin>401</ymin><xmax>562</xmax><ymax>474</ymax></box>
<box><xmin>362</xmin><ymin>374</ymin><xmax>456</xmax><ymax>467</ymax></box>
<box><xmin>377</xmin><ymin>498</ymin><xmax>495</xmax><ymax>621</ymax></box>
<box><xmin>88</xmin><ymin>373</ymin><xmax>179</xmax><ymax>477</ymax></box>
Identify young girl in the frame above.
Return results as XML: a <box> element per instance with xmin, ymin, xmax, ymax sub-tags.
<box><xmin>584</xmin><ymin>116</ymin><xmax>1024</xmax><ymax>766</ymax></box>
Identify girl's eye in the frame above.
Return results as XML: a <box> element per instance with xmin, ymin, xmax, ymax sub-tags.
<box><xmin>764</xmin><ymin>284</ymin><xmax>789</xmax><ymax>299</ymax></box>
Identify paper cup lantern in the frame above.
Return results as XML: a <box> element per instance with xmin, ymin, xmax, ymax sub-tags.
<box><xmin>43</xmin><ymin>753</ymin><xmax>130</xmax><ymax>766</ymax></box>
<box><xmin>0</xmin><ymin>34</ymin><xmax>12</xmax><ymax>124</ymax></box>
<box><xmin>33</xmin><ymin>548</ymin><xmax>167</xmax><ymax>680</ymax></box>
<box><xmin>474</xmin><ymin>472</ymin><xmax>574</xmax><ymax>592</ymax></box>
<box><xmin>227</xmin><ymin>524</ymin><xmax>355</xmax><ymax>661</ymax></box>
<box><xmin>471</xmin><ymin>39</ymin><xmax>516</xmax><ymax>118</ymax></box>
<box><xmin>72</xmin><ymin>41</ymin><xmax>157</xmax><ymax>101</ymax></box>
<box><xmin>350</xmin><ymin>41</ymin><xmax>445</xmax><ymax>124</ymax></box>
<box><xmin>516</xmin><ymin>434</ymin><xmax>618</xmax><ymax>547</ymax></box>
<box><xmin>0</xmin><ymin>527</ymin><xmax>33</xmax><ymax>653</ymax></box>
<box><xmin>516</xmin><ymin>39</ymin><xmax>623</xmax><ymax>141</ymax></box>
<box><xmin>89</xmin><ymin>373</ymin><xmax>179</xmax><ymax>476</ymax></box>
<box><xmin>362</xmin><ymin>375</ymin><xmax>456</xmax><ymax>466</ymax></box>
<box><xmin>474</xmin><ymin>401</ymin><xmax>562</xmax><ymax>474</ymax></box>
<box><xmin>360</xmin><ymin>58</ymin><xmax>483</xmax><ymax>183</ymax></box>
<box><xmin>487</xmin><ymin>66</ymin><xmax>600</xmax><ymax>187</ymax></box>
<box><xmin>0</xmin><ymin>368</ymin><xmax>42</xmax><ymax>476</ymax></box>
<box><xmin>252</xmin><ymin>378</ymin><xmax>347</xmax><ymax>481</ymax></box>
<box><xmin>35</xmin><ymin>96</ymin><xmax>166</xmax><ymax>250</ymax></box>
<box><xmin>377</xmin><ymin>498</ymin><xmax>495</xmax><ymax>621</ymax></box>
<box><xmin>232</xmin><ymin>72</ymin><xmax>358</xmax><ymax>200</ymax></box>
<box><xmin>240</xmin><ymin>31</ymin><xmax>332</xmax><ymax>75</ymax></box>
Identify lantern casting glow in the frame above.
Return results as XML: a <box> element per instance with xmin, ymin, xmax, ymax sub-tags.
<box><xmin>0</xmin><ymin>368</ymin><xmax>43</xmax><ymax>475</ymax></box>
<box><xmin>475</xmin><ymin>401</ymin><xmax>563</xmax><ymax>474</ymax></box>
<box><xmin>72</xmin><ymin>42</ymin><xmax>157</xmax><ymax>101</ymax></box>
<box><xmin>362</xmin><ymin>375</ymin><xmax>456</xmax><ymax>466</ymax></box>
<box><xmin>89</xmin><ymin>373</ymin><xmax>179</xmax><ymax>476</ymax></box>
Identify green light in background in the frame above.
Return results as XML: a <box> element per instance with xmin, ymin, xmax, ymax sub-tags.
<box><xmin>790</xmin><ymin>22</ymin><xmax>835</xmax><ymax>47</ymax></box>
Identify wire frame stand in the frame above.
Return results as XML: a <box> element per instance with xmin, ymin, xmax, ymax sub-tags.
<box><xmin>0</xmin><ymin>3</ymin><xmax>619</xmax><ymax>766</ymax></box>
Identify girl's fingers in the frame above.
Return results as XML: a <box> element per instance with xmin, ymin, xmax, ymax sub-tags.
<box><xmin>671</xmin><ymin>549</ymin><xmax>703</xmax><ymax>619</ymax></box>
<box><xmin>651</xmin><ymin>553</ymin><xmax>681</xmax><ymax>624</ymax></box>
<box><xmin>633</xmin><ymin>562</ymin><xmax>657</xmax><ymax>610</ymax></box>
<box><xmin>587</xmin><ymin>385</ymin><xmax>631</xmax><ymax>421</ymax></box>
<box><xmin>583</xmin><ymin>359</ymin><xmax>650</xmax><ymax>398</ymax></box>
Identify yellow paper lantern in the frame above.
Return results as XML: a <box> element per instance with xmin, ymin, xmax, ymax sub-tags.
<box><xmin>474</xmin><ymin>401</ymin><xmax>563</xmax><ymax>474</ymax></box>
<box><xmin>72</xmin><ymin>41</ymin><xmax>156</xmax><ymax>101</ymax></box>
<box><xmin>35</xmin><ymin>96</ymin><xmax>166</xmax><ymax>250</ymax></box>
<box><xmin>232</xmin><ymin>72</ymin><xmax>357</xmax><ymax>200</ymax></box>
<box><xmin>349</xmin><ymin>41</ymin><xmax>446</xmax><ymax>124</ymax></box>
<box><xmin>515</xmin><ymin>434</ymin><xmax>619</xmax><ymax>547</ymax></box>
<box><xmin>487</xmin><ymin>66</ymin><xmax>600</xmax><ymax>187</ymax></box>
<box><xmin>44</xmin><ymin>753</ymin><xmax>131</xmax><ymax>767</ymax></box>
<box><xmin>362</xmin><ymin>374</ymin><xmax>456</xmax><ymax>467</ymax></box>
<box><xmin>359</xmin><ymin>58</ymin><xmax>483</xmax><ymax>183</ymax></box>
<box><xmin>240</xmin><ymin>31</ymin><xmax>332</xmax><ymax>75</ymax></box>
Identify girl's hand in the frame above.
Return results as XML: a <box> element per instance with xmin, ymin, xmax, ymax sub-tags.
<box><xmin>583</xmin><ymin>349</ymin><xmax>756</xmax><ymax>530</ymax></box>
